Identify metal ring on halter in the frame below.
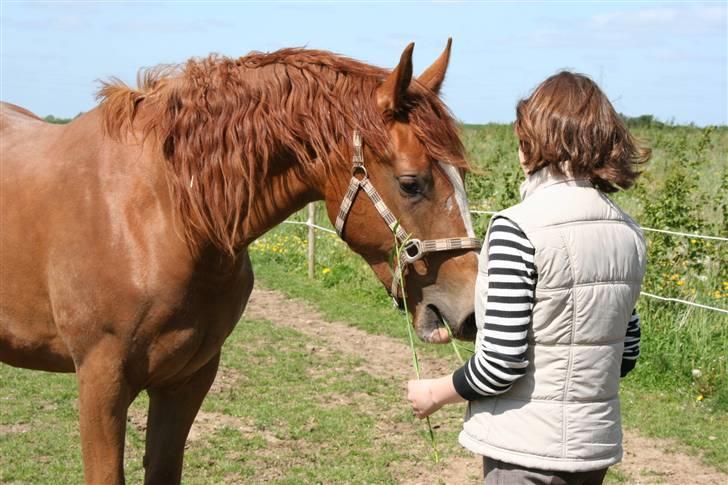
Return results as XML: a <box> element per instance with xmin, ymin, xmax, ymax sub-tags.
<box><xmin>352</xmin><ymin>164</ymin><xmax>368</xmax><ymax>179</ymax></box>
<box><xmin>402</xmin><ymin>239</ymin><xmax>424</xmax><ymax>264</ymax></box>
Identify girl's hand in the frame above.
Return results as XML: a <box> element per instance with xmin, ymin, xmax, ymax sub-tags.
<box><xmin>407</xmin><ymin>379</ymin><xmax>441</xmax><ymax>419</ymax></box>
<box><xmin>407</xmin><ymin>375</ymin><xmax>465</xmax><ymax>419</ymax></box>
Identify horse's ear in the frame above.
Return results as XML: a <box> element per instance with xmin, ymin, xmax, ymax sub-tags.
<box><xmin>377</xmin><ymin>42</ymin><xmax>414</xmax><ymax>113</ymax></box>
<box><xmin>419</xmin><ymin>38</ymin><xmax>452</xmax><ymax>95</ymax></box>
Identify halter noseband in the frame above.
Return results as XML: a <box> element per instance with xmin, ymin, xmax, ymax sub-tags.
<box><xmin>334</xmin><ymin>131</ymin><xmax>482</xmax><ymax>302</ymax></box>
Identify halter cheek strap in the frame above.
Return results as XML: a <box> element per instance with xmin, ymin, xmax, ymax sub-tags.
<box><xmin>334</xmin><ymin>131</ymin><xmax>482</xmax><ymax>302</ymax></box>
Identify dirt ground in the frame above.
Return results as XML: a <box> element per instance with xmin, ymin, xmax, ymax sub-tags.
<box><xmin>239</xmin><ymin>288</ymin><xmax>726</xmax><ymax>485</ymax></box>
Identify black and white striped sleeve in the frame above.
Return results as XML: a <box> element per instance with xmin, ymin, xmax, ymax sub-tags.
<box><xmin>620</xmin><ymin>309</ymin><xmax>641</xmax><ymax>377</ymax></box>
<box><xmin>453</xmin><ymin>217</ymin><xmax>536</xmax><ymax>401</ymax></box>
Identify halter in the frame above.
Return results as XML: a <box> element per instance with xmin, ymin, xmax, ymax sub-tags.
<box><xmin>334</xmin><ymin>131</ymin><xmax>482</xmax><ymax>302</ymax></box>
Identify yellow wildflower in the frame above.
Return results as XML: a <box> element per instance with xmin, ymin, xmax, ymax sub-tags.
<box><xmin>676</xmin><ymin>280</ymin><xmax>685</xmax><ymax>287</ymax></box>
<box><xmin>322</xmin><ymin>267</ymin><xmax>331</xmax><ymax>275</ymax></box>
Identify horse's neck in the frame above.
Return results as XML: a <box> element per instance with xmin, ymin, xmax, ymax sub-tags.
<box><xmin>237</xmin><ymin>155</ymin><xmax>322</xmax><ymax>246</ymax></box>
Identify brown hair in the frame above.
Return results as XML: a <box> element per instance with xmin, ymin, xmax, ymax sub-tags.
<box><xmin>515</xmin><ymin>71</ymin><xmax>650</xmax><ymax>192</ymax></box>
<box><xmin>97</xmin><ymin>49</ymin><xmax>464</xmax><ymax>254</ymax></box>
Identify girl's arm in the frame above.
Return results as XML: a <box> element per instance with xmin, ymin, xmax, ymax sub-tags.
<box><xmin>408</xmin><ymin>217</ymin><xmax>536</xmax><ymax>418</ymax></box>
<box><xmin>620</xmin><ymin>310</ymin><xmax>641</xmax><ymax>377</ymax></box>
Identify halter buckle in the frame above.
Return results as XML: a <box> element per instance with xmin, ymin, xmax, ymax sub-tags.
<box><xmin>402</xmin><ymin>238</ymin><xmax>424</xmax><ymax>264</ymax></box>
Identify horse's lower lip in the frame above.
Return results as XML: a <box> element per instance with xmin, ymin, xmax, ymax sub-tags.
<box><xmin>415</xmin><ymin>304</ymin><xmax>450</xmax><ymax>343</ymax></box>
<box><xmin>427</xmin><ymin>327</ymin><xmax>451</xmax><ymax>343</ymax></box>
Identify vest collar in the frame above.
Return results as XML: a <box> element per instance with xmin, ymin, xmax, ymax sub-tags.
<box><xmin>519</xmin><ymin>167</ymin><xmax>592</xmax><ymax>200</ymax></box>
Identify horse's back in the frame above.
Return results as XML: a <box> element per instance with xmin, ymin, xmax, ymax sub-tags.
<box><xmin>1</xmin><ymin>101</ymin><xmax>45</xmax><ymax>123</ymax></box>
<box><xmin>0</xmin><ymin>101</ymin><xmax>79</xmax><ymax>229</ymax></box>
<box><xmin>0</xmin><ymin>102</ymin><xmax>65</xmax><ymax>164</ymax></box>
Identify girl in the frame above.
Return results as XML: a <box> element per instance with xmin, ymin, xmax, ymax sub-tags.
<box><xmin>407</xmin><ymin>71</ymin><xmax>650</xmax><ymax>484</ymax></box>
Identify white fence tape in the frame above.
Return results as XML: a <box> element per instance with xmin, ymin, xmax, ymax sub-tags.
<box><xmin>640</xmin><ymin>292</ymin><xmax>728</xmax><ymax>314</ymax></box>
<box><xmin>639</xmin><ymin>227</ymin><xmax>727</xmax><ymax>242</ymax></box>
<box><xmin>471</xmin><ymin>207</ymin><xmax>727</xmax><ymax>242</ymax></box>
<box><xmin>278</xmin><ymin>207</ymin><xmax>727</xmax><ymax>315</ymax></box>
<box><xmin>282</xmin><ymin>219</ymin><xmax>337</xmax><ymax>235</ymax></box>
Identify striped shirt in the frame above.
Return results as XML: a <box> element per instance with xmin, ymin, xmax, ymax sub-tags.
<box><xmin>453</xmin><ymin>217</ymin><xmax>642</xmax><ymax>401</ymax></box>
<box><xmin>621</xmin><ymin>310</ymin><xmax>641</xmax><ymax>377</ymax></box>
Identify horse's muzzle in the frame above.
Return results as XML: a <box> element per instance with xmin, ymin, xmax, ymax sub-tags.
<box><xmin>413</xmin><ymin>304</ymin><xmax>476</xmax><ymax>343</ymax></box>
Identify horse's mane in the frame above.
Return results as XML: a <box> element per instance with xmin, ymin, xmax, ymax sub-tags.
<box><xmin>98</xmin><ymin>48</ymin><xmax>465</xmax><ymax>255</ymax></box>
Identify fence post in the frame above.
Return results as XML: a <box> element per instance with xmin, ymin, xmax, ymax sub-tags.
<box><xmin>307</xmin><ymin>202</ymin><xmax>316</xmax><ymax>279</ymax></box>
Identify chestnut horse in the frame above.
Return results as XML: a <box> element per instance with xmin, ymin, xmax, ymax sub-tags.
<box><xmin>0</xmin><ymin>41</ymin><xmax>478</xmax><ymax>484</ymax></box>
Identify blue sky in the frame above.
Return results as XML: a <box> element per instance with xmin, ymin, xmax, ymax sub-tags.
<box><xmin>1</xmin><ymin>1</ymin><xmax>726</xmax><ymax>125</ymax></box>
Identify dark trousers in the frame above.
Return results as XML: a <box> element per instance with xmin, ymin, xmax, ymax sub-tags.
<box><xmin>484</xmin><ymin>457</ymin><xmax>608</xmax><ymax>485</ymax></box>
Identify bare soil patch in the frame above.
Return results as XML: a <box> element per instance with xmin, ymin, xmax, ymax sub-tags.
<box><xmin>209</xmin><ymin>365</ymin><xmax>240</xmax><ymax>395</ymax></box>
<box><xmin>611</xmin><ymin>432</ymin><xmax>726</xmax><ymax>484</ymax></box>
<box><xmin>0</xmin><ymin>423</ymin><xmax>31</xmax><ymax>435</ymax></box>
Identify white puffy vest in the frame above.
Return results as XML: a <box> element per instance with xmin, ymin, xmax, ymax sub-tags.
<box><xmin>459</xmin><ymin>169</ymin><xmax>647</xmax><ymax>472</ymax></box>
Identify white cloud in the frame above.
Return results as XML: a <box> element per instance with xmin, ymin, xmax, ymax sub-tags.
<box><xmin>502</xmin><ymin>3</ymin><xmax>726</xmax><ymax>54</ymax></box>
<box><xmin>651</xmin><ymin>47</ymin><xmax>726</xmax><ymax>63</ymax></box>
<box><xmin>4</xmin><ymin>14</ymin><xmax>90</xmax><ymax>31</ymax></box>
<box><xmin>591</xmin><ymin>8</ymin><xmax>679</xmax><ymax>28</ymax></box>
<box><xmin>588</xmin><ymin>4</ymin><xmax>726</xmax><ymax>36</ymax></box>
<box><xmin>111</xmin><ymin>18</ymin><xmax>233</xmax><ymax>34</ymax></box>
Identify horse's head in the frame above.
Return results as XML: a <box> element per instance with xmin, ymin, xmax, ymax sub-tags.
<box><xmin>323</xmin><ymin>40</ymin><xmax>478</xmax><ymax>343</ymax></box>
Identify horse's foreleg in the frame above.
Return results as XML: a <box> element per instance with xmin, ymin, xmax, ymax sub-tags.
<box><xmin>76</xmin><ymin>340</ymin><xmax>133</xmax><ymax>485</ymax></box>
<box><xmin>142</xmin><ymin>352</ymin><xmax>220</xmax><ymax>485</ymax></box>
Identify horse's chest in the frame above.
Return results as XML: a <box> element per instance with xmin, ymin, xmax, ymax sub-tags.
<box><xmin>140</xmin><ymin>311</ymin><xmax>236</xmax><ymax>388</ymax></box>
<box><xmin>122</xmin><ymin>251</ymin><xmax>254</xmax><ymax>388</ymax></box>
<box><xmin>141</xmin><ymin>285</ymin><xmax>251</xmax><ymax>388</ymax></box>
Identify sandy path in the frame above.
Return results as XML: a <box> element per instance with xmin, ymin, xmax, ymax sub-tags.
<box><xmin>243</xmin><ymin>287</ymin><xmax>726</xmax><ymax>485</ymax></box>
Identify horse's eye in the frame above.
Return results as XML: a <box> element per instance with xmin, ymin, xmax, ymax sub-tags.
<box><xmin>398</xmin><ymin>176</ymin><xmax>422</xmax><ymax>197</ymax></box>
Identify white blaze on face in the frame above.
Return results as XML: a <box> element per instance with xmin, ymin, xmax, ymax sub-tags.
<box><xmin>439</xmin><ymin>162</ymin><xmax>476</xmax><ymax>238</ymax></box>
